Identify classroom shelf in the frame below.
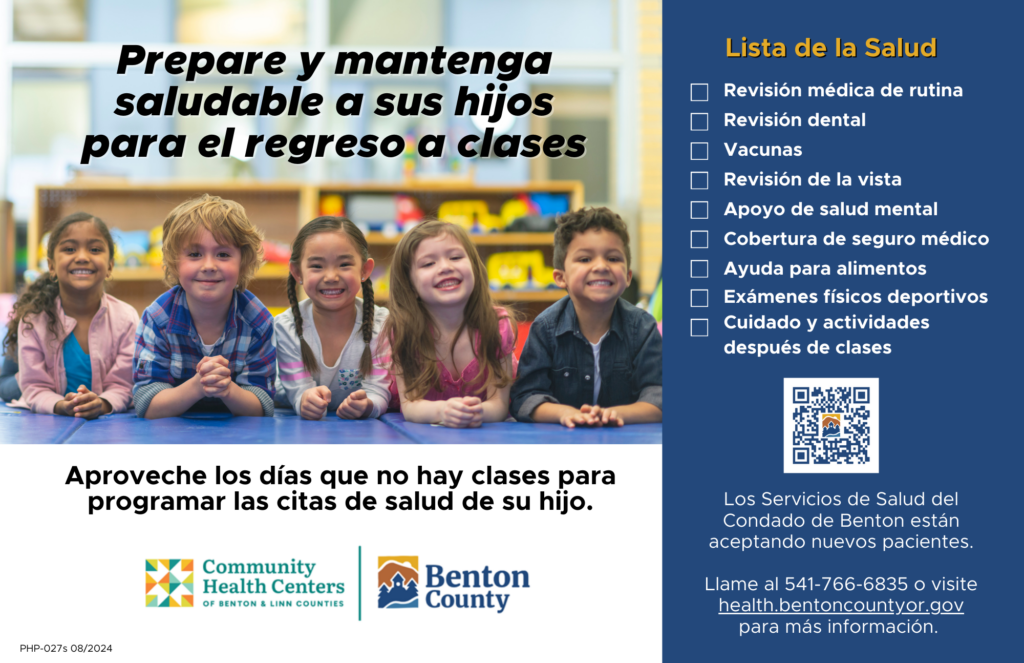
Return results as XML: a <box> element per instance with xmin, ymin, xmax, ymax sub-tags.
<box><xmin>32</xmin><ymin>179</ymin><xmax>581</xmax><ymax>319</ymax></box>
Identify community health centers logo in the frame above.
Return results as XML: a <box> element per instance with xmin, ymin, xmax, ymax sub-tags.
<box><xmin>378</xmin><ymin>556</ymin><xmax>418</xmax><ymax>609</ymax></box>
<box><xmin>146</xmin><ymin>559</ymin><xmax>194</xmax><ymax>607</ymax></box>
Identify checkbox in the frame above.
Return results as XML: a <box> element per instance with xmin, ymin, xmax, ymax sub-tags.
<box><xmin>690</xmin><ymin>113</ymin><xmax>709</xmax><ymax>131</ymax></box>
<box><xmin>691</xmin><ymin>171</ymin><xmax>709</xmax><ymax>190</ymax></box>
<box><xmin>691</xmin><ymin>201</ymin><xmax>708</xmax><ymax>220</ymax></box>
<box><xmin>690</xmin><ymin>319</ymin><xmax>709</xmax><ymax>337</ymax></box>
<box><xmin>690</xmin><ymin>289</ymin><xmax>709</xmax><ymax>307</ymax></box>
<box><xmin>691</xmin><ymin>142</ymin><xmax>708</xmax><ymax>160</ymax></box>
<box><xmin>690</xmin><ymin>230</ymin><xmax>708</xmax><ymax>249</ymax></box>
<box><xmin>691</xmin><ymin>83</ymin><xmax>709</xmax><ymax>102</ymax></box>
<box><xmin>690</xmin><ymin>260</ymin><xmax>708</xmax><ymax>278</ymax></box>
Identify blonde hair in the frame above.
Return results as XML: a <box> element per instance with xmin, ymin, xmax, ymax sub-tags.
<box><xmin>381</xmin><ymin>221</ymin><xmax>517</xmax><ymax>401</ymax></box>
<box><xmin>161</xmin><ymin>194</ymin><xmax>265</xmax><ymax>290</ymax></box>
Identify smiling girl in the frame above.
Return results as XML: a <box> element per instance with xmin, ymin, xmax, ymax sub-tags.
<box><xmin>275</xmin><ymin>216</ymin><xmax>391</xmax><ymax>420</ymax></box>
<box><xmin>381</xmin><ymin>221</ymin><xmax>518</xmax><ymax>427</ymax></box>
<box><xmin>4</xmin><ymin>213</ymin><xmax>138</xmax><ymax>417</ymax></box>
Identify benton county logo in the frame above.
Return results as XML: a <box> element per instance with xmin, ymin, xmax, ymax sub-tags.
<box><xmin>378</xmin><ymin>556</ymin><xmax>419</xmax><ymax>609</ymax></box>
<box><xmin>822</xmin><ymin>413</ymin><xmax>842</xmax><ymax>438</ymax></box>
<box><xmin>146</xmin><ymin>559</ymin><xmax>193</xmax><ymax>607</ymax></box>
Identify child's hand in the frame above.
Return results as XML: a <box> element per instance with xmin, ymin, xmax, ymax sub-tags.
<box><xmin>59</xmin><ymin>385</ymin><xmax>112</xmax><ymax>419</ymax></box>
<box><xmin>582</xmin><ymin>404</ymin><xmax>624</xmax><ymax>427</ymax></box>
<box><xmin>559</xmin><ymin>406</ymin><xmax>599</xmax><ymax>429</ymax></box>
<box><xmin>197</xmin><ymin>355</ymin><xmax>232</xmax><ymax>399</ymax></box>
<box><xmin>440</xmin><ymin>397</ymin><xmax>483</xmax><ymax>428</ymax></box>
<box><xmin>337</xmin><ymin>389</ymin><xmax>373</xmax><ymax>420</ymax></box>
<box><xmin>300</xmin><ymin>386</ymin><xmax>332</xmax><ymax>420</ymax></box>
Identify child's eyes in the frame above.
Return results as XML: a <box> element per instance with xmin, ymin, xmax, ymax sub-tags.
<box><xmin>217</xmin><ymin>252</ymin><xmax>232</xmax><ymax>258</ymax></box>
<box><xmin>187</xmin><ymin>251</ymin><xmax>201</xmax><ymax>258</ymax></box>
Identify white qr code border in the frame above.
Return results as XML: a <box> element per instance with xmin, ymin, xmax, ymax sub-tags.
<box><xmin>783</xmin><ymin>378</ymin><xmax>880</xmax><ymax>474</ymax></box>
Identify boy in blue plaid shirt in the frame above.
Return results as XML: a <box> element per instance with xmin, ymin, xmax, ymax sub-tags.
<box><xmin>133</xmin><ymin>195</ymin><xmax>276</xmax><ymax>418</ymax></box>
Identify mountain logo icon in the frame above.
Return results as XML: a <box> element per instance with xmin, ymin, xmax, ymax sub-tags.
<box><xmin>821</xmin><ymin>414</ymin><xmax>842</xmax><ymax>438</ymax></box>
<box><xmin>378</xmin><ymin>556</ymin><xmax>419</xmax><ymax>609</ymax></box>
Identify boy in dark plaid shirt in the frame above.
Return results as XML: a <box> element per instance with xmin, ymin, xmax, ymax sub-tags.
<box><xmin>133</xmin><ymin>195</ymin><xmax>275</xmax><ymax>418</ymax></box>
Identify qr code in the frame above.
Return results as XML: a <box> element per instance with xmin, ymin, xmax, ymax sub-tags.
<box><xmin>783</xmin><ymin>378</ymin><xmax>879</xmax><ymax>473</ymax></box>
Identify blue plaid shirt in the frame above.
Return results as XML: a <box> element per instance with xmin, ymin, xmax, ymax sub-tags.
<box><xmin>132</xmin><ymin>286</ymin><xmax>276</xmax><ymax>417</ymax></box>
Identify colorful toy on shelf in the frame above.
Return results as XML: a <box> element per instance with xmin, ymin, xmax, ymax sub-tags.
<box><xmin>403</xmin><ymin>132</ymin><xmax>417</xmax><ymax>178</ymax></box>
<box><xmin>348</xmin><ymin>194</ymin><xmax>397</xmax><ymax>232</ymax></box>
<box><xmin>110</xmin><ymin>229</ymin><xmax>149</xmax><ymax>268</ymax></box>
<box><xmin>528</xmin><ymin>193</ymin><xmax>570</xmax><ymax>216</ymax></box>
<box><xmin>319</xmin><ymin>194</ymin><xmax>344</xmax><ymax>218</ymax></box>
<box><xmin>37</xmin><ymin>232</ymin><xmax>50</xmax><ymax>270</ymax></box>
<box><xmin>486</xmin><ymin>251</ymin><xmax>556</xmax><ymax>290</ymax></box>
<box><xmin>438</xmin><ymin>200</ymin><xmax>505</xmax><ymax>234</ymax></box>
<box><xmin>147</xmin><ymin>226</ymin><xmax>163</xmax><ymax>268</ymax></box>
<box><xmin>395</xmin><ymin>195</ymin><xmax>423</xmax><ymax>230</ymax></box>
<box><xmin>262</xmin><ymin>240</ymin><xmax>291</xmax><ymax>264</ymax></box>
<box><xmin>372</xmin><ymin>264</ymin><xmax>390</xmax><ymax>299</ymax></box>
<box><xmin>500</xmin><ymin>194</ymin><xmax>540</xmax><ymax>226</ymax></box>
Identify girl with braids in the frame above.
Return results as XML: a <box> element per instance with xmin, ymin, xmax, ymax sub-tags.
<box><xmin>275</xmin><ymin>216</ymin><xmax>391</xmax><ymax>420</ymax></box>
<box><xmin>380</xmin><ymin>221</ymin><xmax>518</xmax><ymax>427</ymax></box>
<box><xmin>4</xmin><ymin>213</ymin><xmax>138</xmax><ymax>417</ymax></box>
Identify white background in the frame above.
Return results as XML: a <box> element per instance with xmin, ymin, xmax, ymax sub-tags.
<box><xmin>0</xmin><ymin>445</ymin><xmax>661</xmax><ymax>662</ymax></box>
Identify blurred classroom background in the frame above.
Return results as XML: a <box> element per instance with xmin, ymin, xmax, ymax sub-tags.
<box><xmin>0</xmin><ymin>0</ymin><xmax>662</xmax><ymax>327</ymax></box>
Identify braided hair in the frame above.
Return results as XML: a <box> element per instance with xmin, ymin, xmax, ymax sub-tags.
<box><xmin>3</xmin><ymin>213</ymin><xmax>114</xmax><ymax>359</ymax></box>
<box><xmin>287</xmin><ymin>216</ymin><xmax>377</xmax><ymax>378</ymax></box>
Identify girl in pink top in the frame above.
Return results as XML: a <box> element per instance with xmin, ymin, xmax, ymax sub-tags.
<box><xmin>380</xmin><ymin>221</ymin><xmax>518</xmax><ymax>427</ymax></box>
<box><xmin>3</xmin><ymin>213</ymin><xmax>139</xmax><ymax>417</ymax></box>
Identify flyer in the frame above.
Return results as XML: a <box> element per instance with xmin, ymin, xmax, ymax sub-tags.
<box><xmin>2</xmin><ymin>1</ymin><xmax>1020</xmax><ymax>662</ymax></box>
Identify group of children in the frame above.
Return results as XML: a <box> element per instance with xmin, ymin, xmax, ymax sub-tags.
<box><xmin>2</xmin><ymin>195</ymin><xmax>662</xmax><ymax>429</ymax></box>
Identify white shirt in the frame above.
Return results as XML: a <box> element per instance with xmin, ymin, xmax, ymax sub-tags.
<box><xmin>588</xmin><ymin>331</ymin><xmax>609</xmax><ymax>405</ymax></box>
<box><xmin>274</xmin><ymin>298</ymin><xmax>391</xmax><ymax>418</ymax></box>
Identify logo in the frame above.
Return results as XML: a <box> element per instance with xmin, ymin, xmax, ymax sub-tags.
<box><xmin>821</xmin><ymin>413</ymin><xmax>842</xmax><ymax>438</ymax></box>
<box><xmin>146</xmin><ymin>559</ymin><xmax>193</xmax><ymax>607</ymax></box>
<box><xmin>378</xmin><ymin>556</ymin><xmax>419</xmax><ymax>609</ymax></box>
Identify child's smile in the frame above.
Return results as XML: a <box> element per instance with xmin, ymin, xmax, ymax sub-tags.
<box><xmin>412</xmin><ymin>234</ymin><xmax>474</xmax><ymax>308</ymax></box>
<box><xmin>555</xmin><ymin>228</ymin><xmax>632</xmax><ymax>307</ymax></box>
<box><xmin>51</xmin><ymin>221</ymin><xmax>112</xmax><ymax>293</ymax></box>
<box><xmin>295</xmin><ymin>232</ymin><xmax>373</xmax><ymax>312</ymax></box>
<box><xmin>178</xmin><ymin>228</ymin><xmax>240</xmax><ymax>305</ymax></box>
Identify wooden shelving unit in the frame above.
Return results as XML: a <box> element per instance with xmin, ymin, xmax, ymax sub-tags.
<box><xmin>32</xmin><ymin>180</ymin><xmax>582</xmax><ymax>318</ymax></box>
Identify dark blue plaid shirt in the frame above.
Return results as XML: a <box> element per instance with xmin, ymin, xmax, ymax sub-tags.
<box><xmin>132</xmin><ymin>286</ymin><xmax>276</xmax><ymax>417</ymax></box>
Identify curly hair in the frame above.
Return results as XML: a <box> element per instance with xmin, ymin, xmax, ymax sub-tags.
<box><xmin>553</xmin><ymin>206</ymin><xmax>631</xmax><ymax>270</ymax></box>
<box><xmin>161</xmin><ymin>194</ymin><xmax>264</xmax><ymax>290</ymax></box>
<box><xmin>3</xmin><ymin>213</ymin><xmax>114</xmax><ymax>359</ymax></box>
